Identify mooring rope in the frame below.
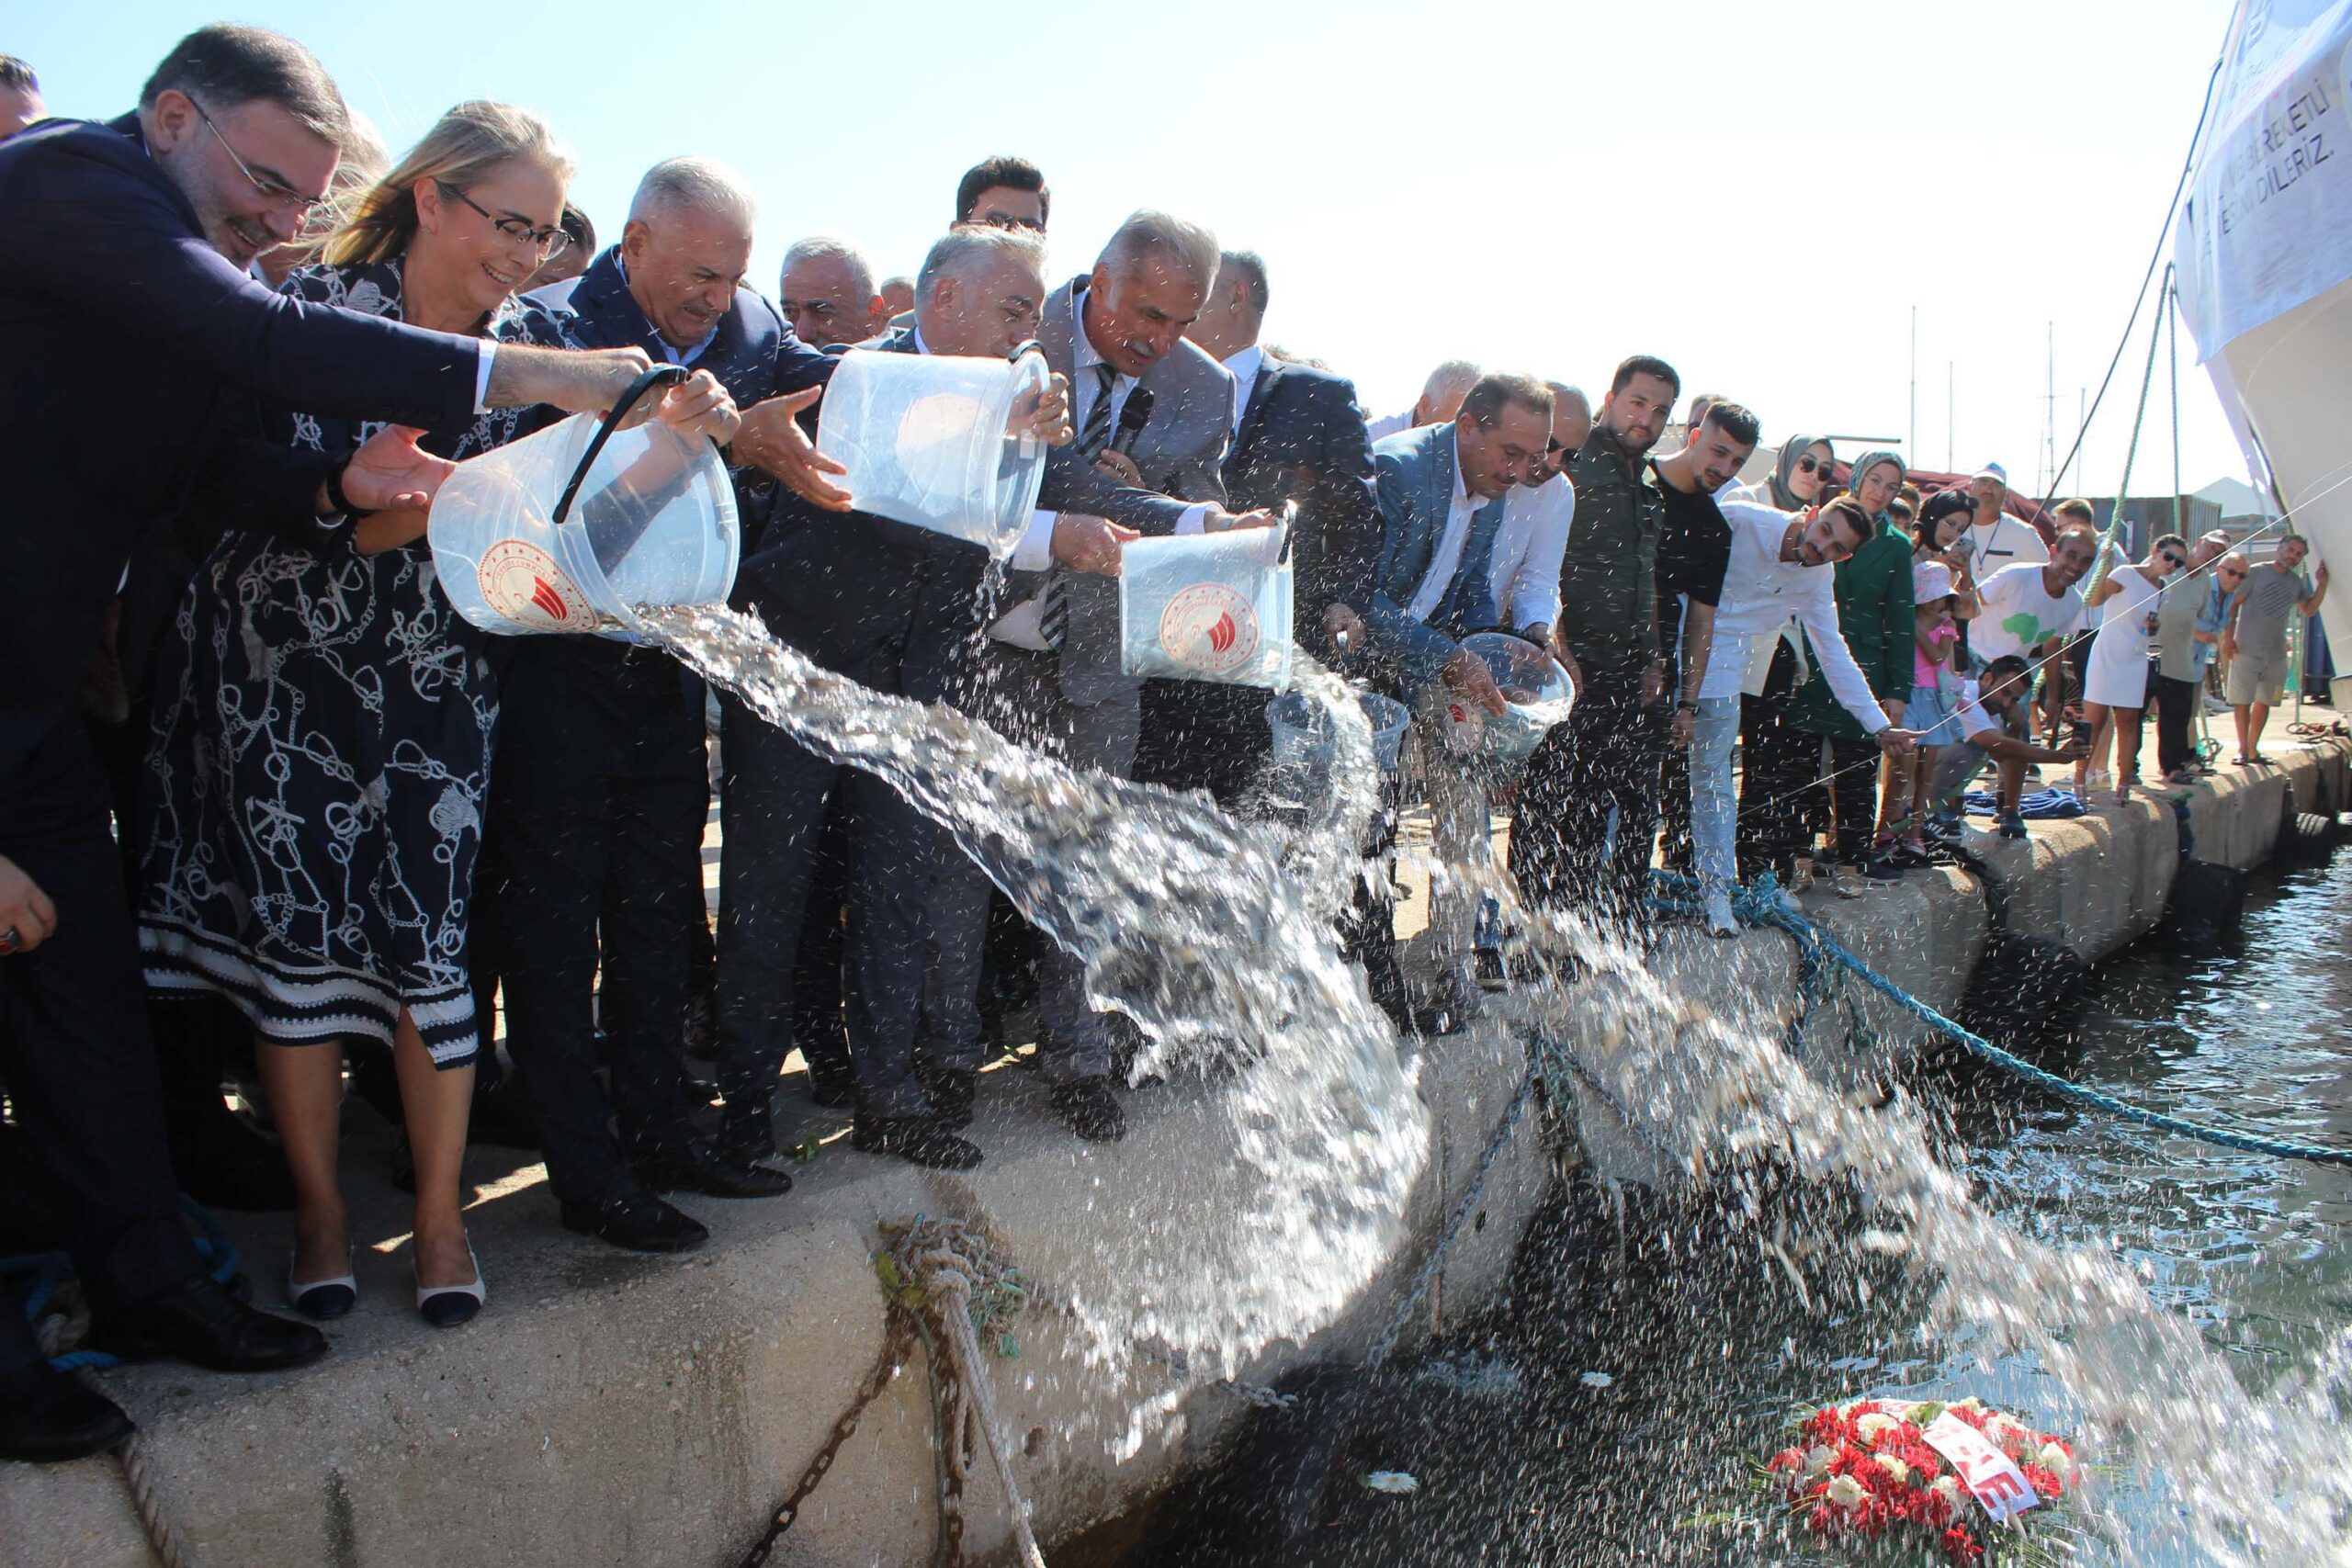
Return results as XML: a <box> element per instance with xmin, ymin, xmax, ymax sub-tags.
<box><xmin>1649</xmin><ymin>870</ymin><xmax>2352</xmax><ymax>1168</ymax></box>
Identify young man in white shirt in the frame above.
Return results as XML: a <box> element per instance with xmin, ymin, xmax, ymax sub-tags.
<box><xmin>1688</xmin><ymin>496</ymin><xmax>1917</xmax><ymax>935</ymax></box>
<box><xmin>1968</xmin><ymin>524</ymin><xmax>2098</xmax><ymax>747</ymax></box>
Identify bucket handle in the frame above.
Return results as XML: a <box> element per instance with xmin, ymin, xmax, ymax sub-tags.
<box><xmin>1006</xmin><ymin>339</ymin><xmax>1048</xmax><ymax>458</ymax></box>
<box><xmin>551</xmin><ymin>364</ymin><xmax>691</xmax><ymax>526</ymax></box>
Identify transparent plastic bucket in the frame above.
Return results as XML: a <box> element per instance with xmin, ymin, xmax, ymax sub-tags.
<box><xmin>1265</xmin><ymin>690</ymin><xmax>1410</xmax><ymax>780</ymax></box>
<box><xmin>1454</xmin><ymin>631</ymin><xmax>1576</xmax><ymax>772</ymax></box>
<box><xmin>430</xmin><ymin>367</ymin><xmax>739</xmax><ymax>643</ymax></box>
<box><xmin>1119</xmin><ymin>525</ymin><xmax>1295</xmax><ymax>689</ymax></box>
<box><xmin>815</xmin><ymin>346</ymin><xmax>1052</xmax><ymax>558</ymax></box>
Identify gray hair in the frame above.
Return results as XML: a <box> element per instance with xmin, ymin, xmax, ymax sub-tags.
<box><xmin>1098</xmin><ymin>209</ymin><xmax>1219</xmax><ymax>292</ymax></box>
<box><xmin>1422</xmin><ymin>359</ymin><xmax>1483</xmax><ymax>405</ymax></box>
<box><xmin>781</xmin><ymin>234</ymin><xmax>876</xmax><ymax>299</ymax></box>
<box><xmin>628</xmin><ymin>156</ymin><xmax>756</xmax><ymax>232</ymax></box>
<box><xmin>916</xmin><ymin>224</ymin><xmax>1046</xmax><ymax>300</ymax></box>
<box><xmin>1544</xmin><ymin>380</ymin><xmax>1590</xmax><ymax>412</ymax></box>
<box><xmin>1219</xmin><ymin>249</ymin><xmax>1269</xmax><ymax>314</ymax></box>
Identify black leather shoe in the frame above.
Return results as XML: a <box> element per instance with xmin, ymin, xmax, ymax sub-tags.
<box><xmin>924</xmin><ymin>1069</ymin><xmax>978</xmax><ymax>1130</ymax></box>
<box><xmin>0</xmin><ymin>1368</ymin><xmax>134</xmax><ymax>1462</ymax></box>
<box><xmin>559</xmin><ymin>1187</ymin><xmax>709</xmax><ymax>1253</ymax></box>
<box><xmin>852</xmin><ymin>1114</ymin><xmax>982</xmax><ymax>1170</ymax></box>
<box><xmin>92</xmin><ymin>1278</ymin><xmax>328</xmax><ymax>1373</ymax></box>
<box><xmin>633</xmin><ymin>1136</ymin><xmax>794</xmax><ymax>1199</ymax></box>
<box><xmin>1048</xmin><ymin>1077</ymin><xmax>1126</xmax><ymax>1143</ymax></box>
<box><xmin>806</xmin><ymin>1066</ymin><xmax>857</xmax><ymax>1108</ymax></box>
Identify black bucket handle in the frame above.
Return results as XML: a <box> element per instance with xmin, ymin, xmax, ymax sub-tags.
<box><xmin>551</xmin><ymin>364</ymin><xmax>690</xmax><ymax>526</ymax></box>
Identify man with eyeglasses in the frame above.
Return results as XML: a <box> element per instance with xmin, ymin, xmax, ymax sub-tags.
<box><xmin>955</xmin><ymin>153</ymin><xmax>1049</xmax><ymax>231</ymax></box>
<box><xmin>0</xmin><ymin>23</ymin><xmax>661</xmax><ymax>1462</ymax></box>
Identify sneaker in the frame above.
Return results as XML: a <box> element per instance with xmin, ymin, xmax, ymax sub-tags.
<box><xmin>1996</xmin><ymin>808</ymin><xmax>2028</xmax><ymax>840</ymax></box>
<box><xmin>1860</xmin><ymin>855</ymin><xmax>1904</xmax><ymax>882</ymax></box>
<box><xmin>1047</xmin><ymin>1077</ymin><xmax>1127</xmax><ymax>1143</ymax></box>
<box><xmin>1702</xmin><ymin>887</ymin><xmax>1739</xmax><ymax>938</ymax></box>
<box><xmin>1824</xmin><ymin>862</ymin><xmax>1867</xmax><ymax>899</ymax></box>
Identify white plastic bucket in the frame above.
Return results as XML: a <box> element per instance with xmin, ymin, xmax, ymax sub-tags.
<box><xmin>430</xmin><ymin>367</ymin><xmax>739</xmax><ymax>642</ymax></box>
<box><xmin>815</xmin><ymin>347</ymin><xmax>1052</xmax><ymax>558</ymax></box>
<box><xmin>1455</xmin><ymin>631</ymin><xmax>1575</xmax><ymax>773</ymax></box>
<box><xmin>1119</xmin><ymin>525</ymin><xmax>1294</xmax><ymax>689</ymax></box>
<box><xmin>1265</xmin><ymin>690</ymin><xmax>1410</xmax><ymax>779</ymax></box>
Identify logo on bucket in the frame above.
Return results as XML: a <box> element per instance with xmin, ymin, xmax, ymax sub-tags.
<box><xmin>478</xmin><ymin>539</ymin><xmax>591</xmax><ymax>632</ymax></box>
<box><xmin>1158</xmin><ymin>583</ymin><xmax>1261</xmax><ymax>676</ymax></box>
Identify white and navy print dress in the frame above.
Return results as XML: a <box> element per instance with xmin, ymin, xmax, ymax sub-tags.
<box><xmin>137</xmin><ymin>260</ymin><xmax>566</xmax><ymax>1066</ymax></box>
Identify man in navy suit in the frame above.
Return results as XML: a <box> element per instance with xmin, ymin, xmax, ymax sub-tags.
<box><xmin>1363</xmin><ymin>375</ymin><xmax>1554</xmax><ymax>1027</ymax></box>
<box><xmin>493</xmin><ymin>158</ymin><xmax>823</xmax><ymax>1254</ymax></box>
<box><xmin>720</xmin><ymin>225</ymin><xmax>1276</xmax><ymax>1168</ymax></box>
<box><xmin>0</xmin><ymin>24</ymin><xmax>659</xmax><ymax>1461</ymax></box>
<box><xmin>1136</xmin><ymin>248</ymin><xmax>1380</xmax><ymax>803</ymax></box>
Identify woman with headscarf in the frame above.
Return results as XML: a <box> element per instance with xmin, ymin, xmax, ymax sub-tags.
<box><xmin>1789</xmin><ymin>450</ymin><xmax>1914</xmax><ymax>891</ymax></box>
<box><xmin>1720</xmin><ymin>436</ymin><xmax>1837</xmax><ymax>888</ymax></box>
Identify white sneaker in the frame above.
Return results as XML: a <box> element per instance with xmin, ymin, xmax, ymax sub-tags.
<box><xmin>1703</xmin><ymin>888</ymin><xmax>1739</xmax><ymax>938</ymax></box>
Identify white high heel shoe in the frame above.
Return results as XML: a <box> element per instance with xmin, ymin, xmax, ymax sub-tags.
<box><xmin>286</xmin><ymin>1247</ymin><xmax>357</xmax><ymax>1321</ymax></box>
<box><xmin>414</xmin><ymin>1244</ymin><xmax>485</xmax><ymax>1329</ymax></box>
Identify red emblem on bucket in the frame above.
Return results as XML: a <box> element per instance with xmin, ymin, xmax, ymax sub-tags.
<box><xmin>1159</xmin><ymin>583</ymin><xmax>1260</xmax><ymax>676</ymax></box>
<box><xmin>479</xmin><ymin>539</ymin><xmax>592</xmax><ymax>632</ymax></box>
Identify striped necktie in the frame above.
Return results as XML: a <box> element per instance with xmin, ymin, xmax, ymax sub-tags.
<box><xmin>1042</xmin><ymin>365</ymin><xmax>1122</xmax><ymax>649</ymax></box>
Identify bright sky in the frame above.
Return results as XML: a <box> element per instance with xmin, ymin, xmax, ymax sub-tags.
<box><xmin>16</xmin><ymin>0</ymin><xmax>2252</xmax><ymax>501</ymax></box>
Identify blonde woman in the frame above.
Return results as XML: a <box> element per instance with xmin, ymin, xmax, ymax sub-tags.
<box><xmin>139</xmin><ymin>104</ymin><xmax>729</xmax><ymax>1327</ymax></box>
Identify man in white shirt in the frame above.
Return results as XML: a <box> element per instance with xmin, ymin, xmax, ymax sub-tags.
<box><xmin>1690</xmin><ymin>495</ymin><xmax>1916</xmax><ymax>934</ymax></box>
<box><xmin>1365</xmin><ymin>358</ymin><xmax>1481</xmax><ymax>443</ymax></box>
<box><xmin>1962</xmin><ymin>461</ymin><xmax>2050</xmax><ymax>576</ymax></box>
<box><xmin>1969</xmin><ymin>524</ymin><xmax>2098</xmax><ymax>744</ymax></box>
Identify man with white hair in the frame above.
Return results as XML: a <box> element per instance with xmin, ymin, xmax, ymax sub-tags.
<box><xmin>495</xmin><ymin>156</ymin><xmax>831</xmax><ymax>1254</ymax></box>
<box><xmin>725</xmin><ymin>224</ymin><xmax>1266</xmax><ymax>1162</ymax></box>
<box><xmin>778</xmin><ymin>234</ymin><xmax>889</xmax><ymax>348</ymax></box>
<box><xmin>1367</xmin><ymin>358</ymin><xmax>1482</xmax><ymax>442</ymax></box>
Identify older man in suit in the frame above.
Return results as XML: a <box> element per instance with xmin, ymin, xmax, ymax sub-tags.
<box><xmin>498</xmin><ymin>157</ymin><xmax>824</xmax><ymax>1254</ymax></box>
<box><xmin>1134</xmin><ymin>248</ymin><xmax>1380</xmax><ymax>803</ymax></box>
<box><xmin>1364</xmin><ymin>374</ymin><xmax>1555</xmax><ymax>1027</ymax></box>
<box><xmin>0</xmin><ymin>23</ymin><xmax>659</xmax><ymax>1460</ymax></box>
<box><xmin>720</xmin><ymin>225</ymin><xmax>1267</xmax><ymax>1166</ymax></box>
<box><xmin>956</xmin><ymin>211</ymin><xmax>1247</xmax><ymax>1128</ymax></box>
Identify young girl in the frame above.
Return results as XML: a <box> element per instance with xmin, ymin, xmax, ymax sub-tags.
<box><xmin>1886</xmin><ymin>561</ymin><xmax>1969</xmax><ymax>855</ymax></box>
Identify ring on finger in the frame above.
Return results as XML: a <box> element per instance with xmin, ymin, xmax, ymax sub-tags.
<box><xmin>0</xmin><ymin>925</ymin><xmax>18</xmax><ymax>954</ymax></box>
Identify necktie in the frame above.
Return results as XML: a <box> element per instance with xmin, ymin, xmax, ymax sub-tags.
<box><xmin>1044</xmin><ymin>366</ymin><xmax>1121</xmax><ymax>649</ymax></box>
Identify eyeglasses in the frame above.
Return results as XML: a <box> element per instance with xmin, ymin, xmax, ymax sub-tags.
<box><xmin>979</xmin><ymin>214</ymin><xmax>1046</xmax><ymax>233</ymax></box>
<box><xmin>2158</xmin><ymin>550</ymin><xmax>2186</xmax><ymax>568</ymax></box>
<box><xmin>2218</xmin><ymin>567</ymin><xmax>2245</xmax><ymax>580</ymax></box>
<box><xmin>189</xmin><ymin>96</ymin><xmax>330</xmax><ymax>221</ymax></box>
<box><xmin>437</xmin><ymin>182</ymin><xmax>572</xmax><ymax>261</ymax></box>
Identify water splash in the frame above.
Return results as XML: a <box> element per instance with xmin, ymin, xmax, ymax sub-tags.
<box><xmin>636</xmin><ymin>604</ymin><xmax>1429</xmax><ymax>1407</ymax></box>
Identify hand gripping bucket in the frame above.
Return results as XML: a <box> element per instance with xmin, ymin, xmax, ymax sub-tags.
<box><xmin>1119</xmin><ymin>524</ymin><xmax>1295</xmax><ymax>689</ymax></box>
<box><xmin>814</xmin><ymin>344</ymin><xmax>1053</xmax><ymax>558</ymax></box>
<box><xmin>1265</xmin><ymin>690</ymin><xmax>1411</xmax><ymax>782</ymax></box>
<box><xmin>1443</xmin><ymin>631</ymin><xmax>1576</xmax><ymax>775</ymax></box>
<box><xmin>429</xmin><ymin>366</ymin><xmax>739</xmax><ymax>642</ymax></box>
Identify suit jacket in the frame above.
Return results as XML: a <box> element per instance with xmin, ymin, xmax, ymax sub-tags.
<box><xmin>740</xmin><ymin>326</ymin><xmax>1193</xmax><ymax>706</ymax></box>
<box><xmin>1367</xmin><ymin>423</ymin><xmax>1511</xmax><ymax>696</ymax></box>
<box><xmin>1013</xmin><ymin>277</ymin><xmax>1236</xmax><ymax>706</ymax></box>
<box><xmin>0</xmin><ymin>116</ymin><xmax>485</xmax><ymax>809</ymax></box>
<box><xmin>1224</xmin><ymin>355</ymin><xmax>1379</xmax><ymax>631</ymax></box>
<box><xmin>528</xmin><ymin>246</ymin><xmax>834</xmax><ymax>556</ymax></box>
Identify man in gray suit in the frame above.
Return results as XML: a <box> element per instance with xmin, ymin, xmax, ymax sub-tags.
<box><xmin>1363</xmin><ymin>374</ymin><xmax>1555</xmax><ymax>1027</ymax></box>
<box><xmin>942</xmin><ymin>210</ymin><xmax>1270</xmax><ymax>1137</ymax></box>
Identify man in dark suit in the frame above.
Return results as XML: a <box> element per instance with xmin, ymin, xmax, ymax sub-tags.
<box><xmin>719</xmin><ymin>224</ymin><xmax>1274</xmax><ymax>1167</ymax></box>
<box><xmin>496</xmin><ymin>158</ymin><xmax>824</xmax><ymax>1254</ymax></box>
<box><xmin>1136</xmin><ymin>247</ymin><xmax>1379</xmax><ymax>803</ymax></box>
<box><xmin>0</xmin><ymin>24</ymin><xmax>655</xmax><ymax>1461</ymax></box>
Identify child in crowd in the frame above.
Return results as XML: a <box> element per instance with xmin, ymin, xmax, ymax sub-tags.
<box><xmin>1883</xmin><ymin>561</ymin><xmax>1972</xmax><ymax>856</ymax></box>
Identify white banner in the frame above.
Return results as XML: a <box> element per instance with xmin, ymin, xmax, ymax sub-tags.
<box><xmin>1921</xmin><ymin>1413</ymin><xmax>2042</xmax><ymax>1525</ymax></box>
<box><xmin>2176</xmin><ymin>0</ymin><xmax>2352</xmax><ymax>359</ymax></box>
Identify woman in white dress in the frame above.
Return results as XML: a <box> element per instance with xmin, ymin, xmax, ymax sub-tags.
<box><xmin>2077</xmin><ymin>533</ymin><xmax>2187</xmax><ymax>805</ymax></box>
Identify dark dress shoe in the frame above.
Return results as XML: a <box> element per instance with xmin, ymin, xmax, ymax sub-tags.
<box><xmin>924</xmin><ymin>1068</ymin><xmax>978</xmax><ymax>1130</ymax></box>
<box><xmin>559</xmin><ymin>1187</ymin><xmax>709</xmax><ymax>1253</ymax></box>
<box><xmin>633</xmin><ymin>1137</ymin><xmax>794</xmax><ymax>1199</ymax></box>
<box><xmin>0</xmin><ymin>1367</ymin><xmax>134</xmax><ymax>1462</ymax></box>
<box><xmin>93</xmin><ymin>1278</ymin><xmax>327</xmax><ymax>1373</ymax></box>
<box><xmin>806</xmin><ymin>1066</ymin><xmax>857</xmax><ymax>1109</ymax></box>
<box><xmin>1048</xmin><ymin>1077</ymin><xmax>1126</xmax><ymax>1143</ymax></box>
<box><xmin>852</xmin><ymin>1115</ymin><xmax>982</xmax><ymax>1170</ymax></box>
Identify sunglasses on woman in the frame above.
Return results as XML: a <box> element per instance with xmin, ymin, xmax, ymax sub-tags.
<box><xmin>2158</xmin><ymin>550</ymin><xmax>2185</xmax><ymax>569</ymax></box>
<box><xmin>1795</xmin><ymin>456</ymin><xmax>1828</xmax><ymax>475</ymax></box>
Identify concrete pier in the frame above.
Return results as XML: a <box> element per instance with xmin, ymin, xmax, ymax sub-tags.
<box><xmin>4</xmin><ymin>733</ymin><xmax>2347</xmax><ymax>1568</ymax></box>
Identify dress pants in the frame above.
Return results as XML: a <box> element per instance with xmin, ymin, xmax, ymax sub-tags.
<box><xmin>1822</xmin><ymin>735</ymin><xmax>1883</xmax><ymax>864</ymax></box>
<box><xmin>1737</xmin><ymin>642</ymin><xmax>1816</xmax><ymax>881</ymax></box>
<box><xmin>0</xmin><ymin>718</ymin><xmax>205</xmax><ymax>1382</ymax></box>
<box><xmin>925</xmin><ymin>644</ymin><xmax>1135</xmax><ymax>1082</ymax></box>
<box><xmin>2154</xmin><ymin>673</ymin><xmax>2198</xmax><ymax>777</ymax></box>
<box><xmin>788</xmin><ymin>788</ymin><xmax>854</xmax><ymax>1085</ymax></box>
<box><xmin>487</xmin><ymin>640</ymin><xmax>707</xmax><ymax>1205</ymax></box>
<box><xmin>1509</xmin><ymin>663</ymin><xmax>1666</xmax><ymax>921</ymax></box>
<box><xmin>1131</xmin><ymin>677</ymin><xmax>1272</xmax><ymax>807</ymax></box>
<box><xmin>712</xmin><ymin>695</ymin><xmax>953</xmax><ymax>1129</ymax></box>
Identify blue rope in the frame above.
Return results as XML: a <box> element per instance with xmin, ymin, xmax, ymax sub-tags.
<box><xmin>6</xmin><ymin>1196</ymin><xmax>243</xmax><ymax>1373</ymax></box>
<box><xmin>1648</xmin><ymin>871</ymin><xmax>2352</xmax><ymax>1169</ymax></box>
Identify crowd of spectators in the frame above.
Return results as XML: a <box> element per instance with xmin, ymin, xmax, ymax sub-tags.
<box><xmin>0</xmin><ymin>25</ymin><xmax>2329</xmax><ymax>1464</ymax></box>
